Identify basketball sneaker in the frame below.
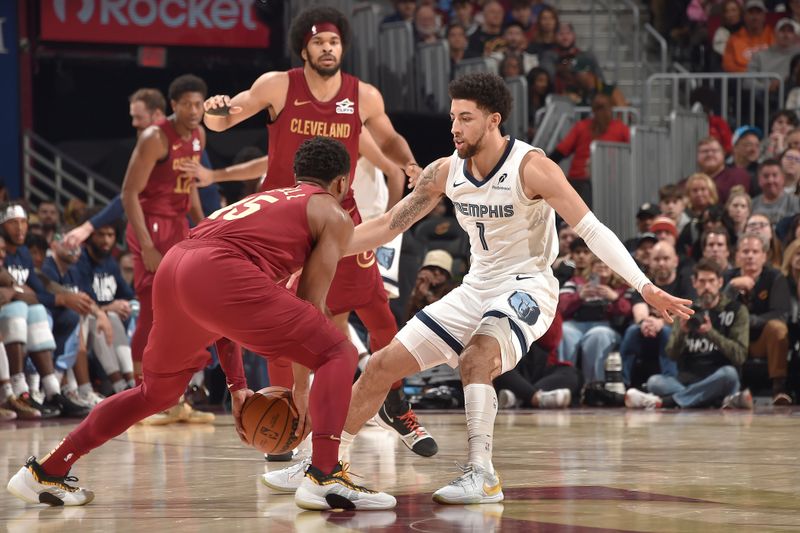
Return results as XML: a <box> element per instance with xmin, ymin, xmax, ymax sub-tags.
<box><xmin>294</xmin><ymin>462</ymin><xmax>396</xmax><ymax>510</ymax></box>
<box><xmin>0</xmin><ymin>406</ymin><xmax>16</xmax><ymax>421</ymax></box>
<box><xmin>79</xmin><ymin>390</ymin><xmax>106</xmax><ymax>408</ymax></box>
<box><xmin>6</xmin><ymin>457</ymin><xmax>94</xmax><ymax>506</ymax></box>
<box><xmin>20</xmin><ymin>392</ymin><xmax>60</xmax><ymax>418</ymax></box>
<box><xmin>624</xmin><ymin>388</ymin><xmax>663</xmax><ymax>410</ymax></box>
<box><xmin>261</xmin><ymin>456</ymin><xmax>311</xmax><ymax>492</ymax></box>
<box><xmin>265</xmin><ymin>450</ymin><xmax>296</xmax><ymax>462</ymax></box>
<box><xmin>723</xmin><ymin>388</ymin><xmax>753</xmax><ymax>410</ymax></box>
<box><xmin>1</xmin><ymin>394</ymin><xmax>41</xmax><ymax>419</ymax></box>
<box><xmin>47</xmin><ymin>393</ymin><xmax>91</xmax><ymax>418</ymax></box>
<box><xmin>535</xmin><ymin>388</ymin><xmax>572</xmax><ymax>409</ymax></box>
<box><xmin>497</xmin><ymin>389</ymin><xmax>517</xmax><ymax>409</ymax></box>
<box><xmin>432</xmin><ymin>463</ymin><xmax>504</xmax><ymax>505</ymax></box>
<box><xmin>375</xmin><ymin>403</ymin><xmax>438</xmax><ymax>457</ymax></box>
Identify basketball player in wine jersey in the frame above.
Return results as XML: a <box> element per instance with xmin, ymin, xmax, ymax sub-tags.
<box><xmin>339</xmin><ymin>73</ymin><xmax>695</xmax><ymax>504</ymax></box>
<box><xmin>7</xmin><ymin>137</ymin><xmax>397</xmax><ymax>511</ymax></box>
<box><xmin>203</xmin><ymin>6</ymin><xmax>437</xmax><ymax>460</ymax></box>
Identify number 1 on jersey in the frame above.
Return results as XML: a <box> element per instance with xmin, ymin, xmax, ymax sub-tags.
<box><xmin>476</xmin><ymin>221</ymin><xmax>489</xmax><ymax>251</ymax></box>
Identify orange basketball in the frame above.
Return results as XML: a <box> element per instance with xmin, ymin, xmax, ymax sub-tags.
<box><xmin>240</xmin><ymin>386</ymin><xmax>310</xmax><ymax>454</ymax></box>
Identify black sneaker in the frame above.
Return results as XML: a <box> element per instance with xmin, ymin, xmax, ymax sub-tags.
<box><xmin>49</xmin><ymin>393</ymin><xmax>91</xmax><ymax>418</ymax></box>
<box><xmin>265</xmin><ymin>450</ymin><xmax>295</xmax><ymax>462</ymax></box>
<box><xmin>20</xmin><ymin>392</ymin><xmax>60</xmax><ymax>419</ymax></box>
<box><xmin>375</xmin><ymin>403</ymin><xmax>438</xmax><ymax>457</ymax></box>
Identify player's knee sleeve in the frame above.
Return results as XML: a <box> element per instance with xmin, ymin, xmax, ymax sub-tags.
<box><xmin>0</xmin><ymin>301</ymin><xmax>28</xmax><ymax>344</ymax></box>
<box><xmin>26</xmin><ymin>304</ymin><xmax>56</xmax><ymax>352</ymax></box>
<box><xmin>474</xmin><ymin>314</ymin><xmax>525</xmax><ymax>374</ymax></box>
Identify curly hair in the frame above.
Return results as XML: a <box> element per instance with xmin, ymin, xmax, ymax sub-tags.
<box><xmin>289</xmin><ymin>7</ymin><xmax>351</xmax><ymax>59</ymax></box>
<box><xmin>449</xmin><ymin>72</ymin><xmax>512</xmax><ymax>123</ymax></box>
<box><xmin>293</xmin><ymin>137</ymin><xmax>350</xmax><ymax>183</ymax></box>
<box><xmin>168</xmin><ymin>74</ymin><xmax>207</xmax><ymax>102</ymax></box>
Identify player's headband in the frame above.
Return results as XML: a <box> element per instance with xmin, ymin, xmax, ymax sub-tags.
<box><xmin>304</xmin><ymin>22</ymin><xmax>341</xmax><ymax>47</ymax></box>
<box><xmin>0</xmin><ymin>205</ymin><xmax>27</xmax><ymax>224</ymax></box>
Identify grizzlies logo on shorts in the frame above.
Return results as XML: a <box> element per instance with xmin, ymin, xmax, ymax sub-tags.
<box><xmin>376</xmin><ymin>246</ymin><xmax>395</xmax><ymax>270</ymax></box>
<box><xmin>508</xmin><ymin>291</ymin><xmax>540</xmax><ymax>325</ymax></box>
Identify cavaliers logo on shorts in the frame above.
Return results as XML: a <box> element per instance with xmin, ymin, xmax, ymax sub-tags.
<box><xmin>357</xmin><ymin>251</ymin><xmax>376</xmax><ymax>269</ymax></box>
<box><xmin>508</xmin><ymin>291</ymin><xmax>540</xmax><ymax>325</ymax></box>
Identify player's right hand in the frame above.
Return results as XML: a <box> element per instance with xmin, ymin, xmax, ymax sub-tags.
<box><xmin>142</xmin><ymin>245</ymin><xmax>163</xmax><ymax>272</ymax></box>
<box><xmin>63</xmin><ymin>222</ymin><xmax>93</xmax><ymax>248</ymax></box>
<box><xmin>64</xmin><ymin>292</ymin><xmax>94</xmax><ymax>315</ymax></box>
<box><xmin>292</xmin><ymin>385</ymin><xmax>310</xmax><ymax>438</ymax></box>
<box><xmin>178</xmin><ymin>160</ymin><xmax>214</xmax><ymax>187</ymax></box>
<box><xmin>203</xmin><ymin>95</ymin><xmax>243</xmax><ymax>116</ymax></box>
<box><xmin>231</xmin><ymin>388</ymin><xmax>254</xmax><ymax>444</ymax></box>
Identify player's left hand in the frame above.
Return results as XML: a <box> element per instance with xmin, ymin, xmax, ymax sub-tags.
<box><xmin>405</xmin><ymin>162</ymin><xmax>422</xmax><ymax>188</ymax></box>
<box><xmin>231</xmin><ymin>388</ymin><xmax>254</xmax><ymax>444</ymax></box>
<box><xmin>178</xmin><ymin>160</ymin><xmax>214</xmax><ymax>187</ymax></box>
<box><xmin>292</xmin><ymin>385</ymin><xmax>310</xmax><ymax>438</ymax></box>
<box><xmin>641</xmin><ymin>283</ymin><xmax>693</xmax><ymax>323</ymax></box>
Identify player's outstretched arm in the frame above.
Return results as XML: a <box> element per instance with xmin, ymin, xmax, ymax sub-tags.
<box><xmin>203</xmin><ymin>72</ymin><xmax>288</xmax><ymax>132</ymax></box>
<box><xmin>346</xmin><ymin>157</ymin><xmax>449</xmax><ymax>255</ymax></box>
<box><xmin>297</xmin><ymin>195</ymin><xmax>354</xmax><ymax>314</ymax></box>
<box><xmin>522</xmin><ymin>151</ymin><xmax>693</xmax><ymax>322</ymax></box>
<box><xmin>179</xmin><ymin>156</ymin><xmax>268</xmax><ymax>186</ymax></box>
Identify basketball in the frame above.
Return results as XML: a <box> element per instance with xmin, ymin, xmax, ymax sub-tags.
<box><xmin>240</xmin><ymin>386</ymin><xmax>310</xmax><ymax>454</ymax></box>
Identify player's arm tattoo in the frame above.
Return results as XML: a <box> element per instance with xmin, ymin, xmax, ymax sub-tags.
<box><xmin>389</xmin><ymin>159</ymin><xmax>442</xmax><ymax>231</ymax></box>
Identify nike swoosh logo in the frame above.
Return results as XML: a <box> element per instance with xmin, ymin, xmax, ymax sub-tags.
<box><xmin>515</xmin><ymin>275</ymin><xmax>534</xmax><ymax>280</ymax></box>
<box><xmin>483</xmin><ymin>480</ymin><xmax>502</xmax><ymax>496</ymax></box>
<box><xmin>453</xmin><ymin>181</ymin><xmax>466</xmax><ymax>187</ymax></box>
<box><xmin>294</xmin><ymin>99</ymin><xmax>312</xmax><ymax>106</ymax></box>
<box><xmin>172</xmin><ymin>143</ymin><xmax>182</xmax><ymax>151</ymax></box>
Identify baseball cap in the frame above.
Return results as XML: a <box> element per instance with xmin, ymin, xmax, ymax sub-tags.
<box><xmin>744</xmin><ymin>0</ymin><xmax>767</xmax><ymax>11</ymax></box>
<box><xmin>572</xmin><ymin>54</ymin><xmax>595</xmax><ymax>74</ymax></box>
<box><xmin>776</xmin><ymin>18</ymin><xmax>800</xmax><ymax>33</ymax></box>
<box><xmin>636</xmin><ymin>202</ymin><xmax>660</xmax><ymax>219</ymax></box>
<box><xmin>732</xmin><ymin>125</ymin><xmax>763</xmax><ymax>145</ymax></box>
<box><xmin>421</xmin><ymin>249</ymin><xmax>453</xmax><ymax>277</ymax></box>
<box><xmin>637</xmin><ymin>232</ymin><xmax>658</xmax><ymax>247</ymax></box>
<box><xmin>649</xmin><ymin>216</ymin><xmax>678</xmax><ymax>238</ymax></box>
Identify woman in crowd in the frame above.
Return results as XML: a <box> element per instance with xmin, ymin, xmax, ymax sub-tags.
<box><xmin>725</xmin><ymin>185</ymin><xmax>752</xmax><ymax>236</ymax></box>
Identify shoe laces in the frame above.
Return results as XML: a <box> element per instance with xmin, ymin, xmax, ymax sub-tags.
<box><xmin>448</xmin><ymin>462</ymin><xmax>480</xmax><ymax>486</ymax></box>
<box><xmin>331</xmin><ymin>462</ymin><xmax>376</xmax><ymax>494</ymax></box>
<box><xmin>398</xmin><ymin>408</ymin><xmax>425</xmax><ymax>437</ymax></box>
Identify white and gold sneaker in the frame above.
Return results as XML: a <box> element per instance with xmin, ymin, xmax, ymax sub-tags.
<box><xmin>294</xmin><ymin>461</ymin><xmax>396</xmax><ymax>511</ymax></box>
<box><xmin>7</xmin><ymin>457</ymin><xmax>94</xmax><ymax>506</ymax></box>
<box><xmin>432</xmin><ymin>463</ymin><xmax>504</xmax><ymax>505</ymax></box>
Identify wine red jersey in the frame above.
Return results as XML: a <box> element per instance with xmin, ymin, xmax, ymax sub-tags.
<box><xmin>139</xmin><ymin>119</ymin><xmax>202</xmax><ymax>217</ymax></box>
<box><xmin>264</xmin><ymin>68</ymin><xmax>362</xmax><ymax>194</ymax></box>
<box><xmin>188</xmin><ymin>183</ymin><xmax>327</xmax><ymax>283</ymax></box>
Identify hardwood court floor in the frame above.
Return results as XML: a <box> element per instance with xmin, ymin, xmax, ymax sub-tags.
<box><xmin>2</xmin><ymin>408</ymin><xmax>799</xmax><ymax>532</ymax></box>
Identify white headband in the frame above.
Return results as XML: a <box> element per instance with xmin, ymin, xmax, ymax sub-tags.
<box><xmin>0</xmin><ymin>205</ymin><xmax>27</xmax><ymax>224</ymax></box>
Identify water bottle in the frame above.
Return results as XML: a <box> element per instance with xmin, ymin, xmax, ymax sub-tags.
<box><xmin>604</xmin><ymin>351</ymin><xmax>625</xmax><ymax>395</ymax></box>
<box><xmin>127</xmin><ymin>299</ymin><xmax>140</xmax><ymax>339</ymax></box>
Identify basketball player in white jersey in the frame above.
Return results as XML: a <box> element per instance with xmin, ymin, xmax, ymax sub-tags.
<box><xmin>327</xmin><ymin>72</ymin><xmax>693</xmax><ymax>504</ymax></box>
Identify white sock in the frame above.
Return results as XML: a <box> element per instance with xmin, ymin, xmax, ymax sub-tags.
<box><xmin>189</xmin><ymin>369</ymin><xmax>204</xmax><ymax>388</ymax></box>
<box><xmin>1</xmin><ymin>381</ymin><xmax>12</xmax><ymax>400</ymax></box>
<box><xmin>339</xmin><ymin>431</ymin><xmax>356</xmax><ymax>459</ymax></box>
<box><xmin>42</xmin><ymin>373</ymin><xmax>61</xmax><ymax>399</ymax></box>
<box><xmin>65</xmin><ymin>369</ymin><xmax>78</xmax><ymax>391</ymax></box>
<box><xmin>78</xmin><ymin>383</ymin><xmax>93</xmax><ymax>397</ymax></box>
<box><xmin>27</xmin><ymin>373</ymin><xmax>40</xmax><ymax>395</ymax></box>
<box><xmin>112</xmin><ymin>380</ymin><xmax>127</xmax><ymax>394</ymax></box>
<box><xmin>464</xmin><ymin>383</ymin><xmax>497</xmax><ymax>473</ymax></box>
<box><xmin>0</xmin><ymin>344</ymin><xmax>9</xmax><ymax>381</ymax></box>
<box><xmin>11</xmin><ymin>373</ymin><xmax>29</xmax><ymax>396</ymax></box>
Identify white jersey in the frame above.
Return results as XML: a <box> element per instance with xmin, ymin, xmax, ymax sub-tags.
<box><xmin>445</xmin><ymin>137</ymin><xmax>558</xmax><ymax>282</ymax></box>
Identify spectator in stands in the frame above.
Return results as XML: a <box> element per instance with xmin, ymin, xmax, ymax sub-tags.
<box><xmin>466</xmin><ymin>0</ymin><xmax>505</xmax><ymax>57</ymax></box>
<box><xmin>684</xmin><ymin>172</ymin><xmax>720</xmax><ymax>220</ymax></box>
<box><xmin>491</xmin><ymin>21</ymin><xmax>538</xmax><ymax>73</ymax></box>
<box><xmin>415</xmin><ymin>4</ymin><xmax>442</xmax><ymax>44</ymax></box>
<box><xmin>781</xmin><ymin>0</ymin><xmax>800</xmax><ymax>23</ymax></box>
<box><xmin>723</xmin><ymin>0</ymin><xmax>775</xmax><ymax>73</ymax></box>
<box><xmin>659</xmin><ymin>184</ymin><xmax>692</xmax><ymax>234</ymax></box>
<box><xmin>702</xmin><ymin>228</ymin><xmax>735</xmax><ymax>270</ymax></box>
<box><xmin>495</xmin><ymin>313</ymin><xmax>579</xmax><ymax>409</ymax></box>
<box><xmin>563</xmin><ymin>238</ymin><xmax>594</xmax><ymax>285</ymax></box>
<box><xmin>784</xmin><ymin>53</ymin><xmax>800</xmax><ymax>108</ymax></box>
<box><xmin>625</xmin><ymin>203</ymin><xmax>660</xmax><ymax>252</ymax></box>
<box><xmin>570</xmin><ymin>54</ymin><xmax>627</xmax><ymax>107</ymax></box>
<box><xmin>64</xmin><ymin>199</ymin><xmax>86</xmax><ymax>228</ymax></box>
<box><xmin>508</xmin><ymin>0</ymin><xmax>537</xmax><ymax>42</ymax></box>
<box><xmin>780</xmin><ymin>147</ymin><xmax>800</xmax><ymax>193</ymax></box>
<box><xmin>697</xmin><ymin>137</ymin><xmax>751</xmax><ymax>204</ymax></box>
<box><xmin>619</xmin><ymin>241</ymin><xmax>689</xmax><ymax>387</ymax></box>
<box><xmin>626</xmin><ymin>258</ymin><xmax>751</xmax><ymax>410</ymax></box>
<box><xmin>652</xmin><ymin>215</ymin><xmax>681</xmax><ymax>251</ymax></box>
<box><xmin>527</xmin><ymin>5</ymin><xmax>558</xmax><ymax>54</ymax></box>
<box><xmin>118</xmin><ymin>251</ymin><xmax>134</xmax><ymax>289</ymax></box>
<box><xmin>748</xmin><ymin>19</ymin><xmax>800</xmax><ymax>108</ymax></box>
<box><xmin>25</xmin><ymin>234</ymin><xmax>48</xmax><ymax>272</ymax></box>
<box><xmin>726</xmin><ymin>186</ymin><xmax>753</xmax><ymax>236</ymax></box>
<box><xmin>558</xmin><ymin>256</ymin><xmax>632</xmax><ymax>384</ymax></box>
<box><xmin>406</xmin><ymin>250</ymin><xmax>457</xmax><ymax>320</ymax></box>
<box><xmin>539</xmin><ymin>22</ymin><xmax>600</xmax><ymax>80</ymax></box>
<box><xmin>764</xmin><ymin>110</ymin><xmax>800</xmax><ymax>160</ymax></box>
<box><xmin>499</xmin><ymin>53</ymin><xmax>523</xmax><ymax>78</ymax></box>
<box><xmin>36</xmin><ymin>201</ymin><xmax>60</xmax><ymax>244</ymax></box>
<box><xmin>712</xmin><ymin>0</ymin><xmax>745</xmax><ymax>71</ymax></box>
<box><xmin>725</xmin><ymin>232</ymin><xmax>793</xmax><ymax>404</ymax></box>
<box><xmin>550</xmin><ymin>94</ymin><xmax>631</xmax><ymax>208</ymax></box>
<box><xmin>451</xmin><ymin>0</ymin><xmax>478</xmax><ymax>37</ymax></box>
<box><xmin>446</xmin><ymin>22</ymin><xmax>469</xmax><ymax>76</ymax></box>
<box><xmin>680</xmin><ymin>206</ymin><xmax>737</xmax><ymax>261</ymax></box>
<box><xmin>746</xmin><ymin>212</ymin><xmax>785</xmax><ymax>266</ymax></box>
<box><xmin>526</xmin><ymin>66</ymin><xmax>552</xmax><ymax>139</ymax></box>
<box><xmin>634</xmin><ymin>233</ymin><xmax>658</xmax><ymax>274</ymax></box>
<box><xmin>781</xmin><ymin>237</ymin><xmax>800</xmax><ymax>321</ymax></box>
<box><xmin>552</xmin><ymin>223</ymin><xmax>578</xmax><ymax>285</ymax></box>
<box><xmin>751</xmin><ymin>159</ymin><xmax>800</xmax><ymax>223</ymax></box>
<box><xmin>729</xmin><ymin>125</ymin><xmax>763</xmax><ymax>185</ymax></box>
<box><xmin>383</xmin><ymin>0</ymin><xmax>417</xmax><ymax>25</ymax></box>
<box><xmin>690</xmin><ymin>87</ymin><xmax>734</xmax><ymax>154</ymax></box>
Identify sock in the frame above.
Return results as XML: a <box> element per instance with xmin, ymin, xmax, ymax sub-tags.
<box><xmin>78</xmin><ymin>383</ymin><xmax>93</xmax><ymax>397</ymax></box>
<box><xmin>42</xmin><ymin>374</ymin><xmax>61</xmax><ymax>399</ymax></box>
<box><xmin>311</xmin><ymin>434</ymin><xmax>340</xmax><ymax>475</ymax></box>
<box><xmin>64</xmin><ymin>369</ymin><xmax>78</xmax><ymax>393</ymax></box>
<box><xmin>1</xmin><ymin>381</ymin><xmax>12</xmax><ymax>400</ymax></box>
<box><xmin>112</xmin><ymin>380</ymin><xmax>127</xmax><ymax>394</ymax></box>
<box><xmin>338</xmin><ymin>430</ymin><xmax>355</xmax><ymax>457</ymax></box>
<box><xmin>41</xmin><ymin>436</ymin><xmax>82</xmax><ymax>478</ymax></box>
<box><xmin>189</xmin><ymin>369</ymin><xmax>204</xmax><ymax>388</ymax></box>
<box><xmin>27</xmin><ymin>373</ymin><xmax>40</xmax><ymax>395</ymax></box>
<box><xmin>661</xmin><ymin>395</ymin><xmax>677</xmax><ymax>408</ymax></box>
<box><xmin>383</xmin><ymin>387</ymin><xmax>407</xmax><ymax>415</ymax></box>
<box><xmin>11</xmin><ymin>373</ymin><xmax>29</xmax><ymax>396</ymax></box>
<box><xmin>464</xmin><ymin>383</ymin><xmax>497</xmax><ymax>473</ymax></box>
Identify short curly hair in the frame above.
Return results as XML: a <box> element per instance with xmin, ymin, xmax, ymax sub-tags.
<box><xmin>449</xmin><ymin>73</ymin><xmax>512</xmax><ymax>123</ymax></box>
<box><xmin>289</xmin><ymin>7</ymin><xmax>351</xmax><ymax>59</ymax></box>
<box><xmin>293</xmin><ymin>137</ymin><xmax>351</xmax><ymax>183</ymax></box>
<box><xmin>168</xmin><ymin>74</ymin><xmax>207</xmax><ymax>102</ymax></box>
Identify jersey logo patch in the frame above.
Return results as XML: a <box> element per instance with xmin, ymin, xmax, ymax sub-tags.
<box><xmin>498</xmin><ymin>173</ymin><xmax>507</xmax><ymax>183</ymax></box>
<box><xmin>192</xmin><ymin>138</ymin><xmax>201</xmax><ymax>152</ymax></box>
<box><xmin>335</xmin><ymin>98</ymin><xmax>355</xmax><ymax>115</ymax></box>
<box><xmin>508</xmin><ymin>291</ymin><xmax>540</xmax><ymax>325</ymax></box>
<box><xmin>376</xmin><ymin>246</ymin><xmax>395</xmax><ymax>269</ymax></box>
<box><xmin>357</xmin><ymin>251</ymin><xmax>376</xmax><ymax>269</ymax></box>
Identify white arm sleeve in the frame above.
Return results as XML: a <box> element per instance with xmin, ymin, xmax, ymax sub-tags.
<box><xmin>573</xmin><ymin>211</ymin><xmax>651</xmax><ymax>293</ymax></box>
